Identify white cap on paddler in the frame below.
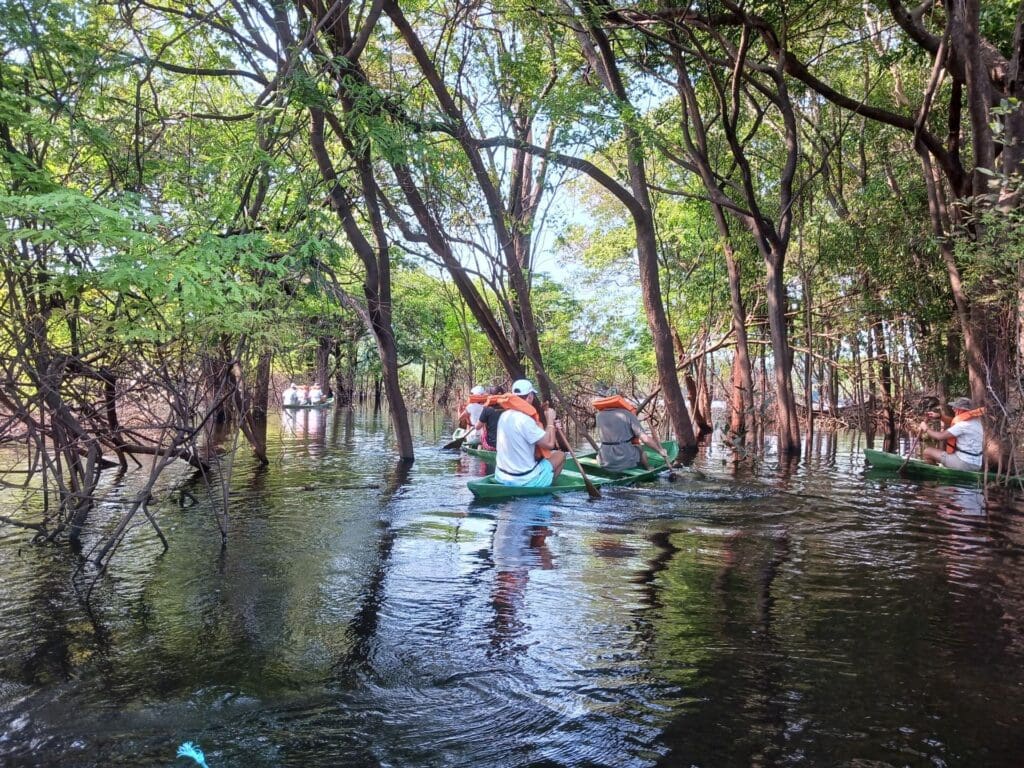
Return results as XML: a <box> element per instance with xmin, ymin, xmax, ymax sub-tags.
<box><xmin>471</xmin><ymin>385</ymin><xmax>486</xmax><ymax>395</ymax></box>
<box><xmin>511</xmin><ymin>378</ymin><xmax>535</xmax><ymax>396</ymax></box>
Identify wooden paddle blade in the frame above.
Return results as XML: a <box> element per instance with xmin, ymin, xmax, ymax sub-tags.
<box><xmin>442</xmin><ymin>436</ymin><xmax>466</xmax><ymax>451</ymax></box>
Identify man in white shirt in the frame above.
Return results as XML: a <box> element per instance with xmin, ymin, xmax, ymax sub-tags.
<box><xmin>283</xmin><ymin>383</ymin><xmax>299</xmax><ymax>405</ymax></box>
<box><xmin>457</xmin><ymin>385</ymin><xmax>487</xmax><ymax>445</ymax></box>
<box><xmin>494</xmin><ymin>379</ymin><xmax>566</xmax><ymax>487</ymax></box>
<box><xmin>918</xmin><ymin>396</ymin><xmax>984</xmax><ymax>470</ymax></box>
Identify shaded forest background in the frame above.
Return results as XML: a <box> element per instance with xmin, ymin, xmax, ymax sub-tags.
<box><xmin>2</xmin><ymin>0</ymin><xmax>1023</xmax><ymax>562</ymax></box>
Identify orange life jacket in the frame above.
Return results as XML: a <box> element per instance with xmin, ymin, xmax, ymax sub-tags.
<box><xmin>594</xmin><ymin>395</ymin><xmax>642</xmax><ymax>446</ymax></box>
<box><xmin>468</xmin><ymin>393</ymin><xmax>488</xmax><ymax>404</ymax></box>
<box><xmin>488</xmin><ymin>393</ymin><xmax>551</xmax><ymax>459</ymax></box>
<box><xmin>592</xmin><ymin>395</ymin><xmax>637</xmax><ymax>414</ymax></box>
<box><xmin>945</xmin><ymin>407</ymin><xmax>985</xmax><ymax>454</ymax></box>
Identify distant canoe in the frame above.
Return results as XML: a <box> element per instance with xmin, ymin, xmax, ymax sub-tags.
<box><xmin>864</xmin><ymin>448</ymin><xmax>1024</xmax><ymax>487</ymax></box>
<box><xmin>283</xmin><ymin>397</ymin><xmax>334</xmax><ymax>410</ymax></box>
<box><xmin>468</xmin><ymin>441</ymin><xmax>678</xmax><ymax>500</ymax></box>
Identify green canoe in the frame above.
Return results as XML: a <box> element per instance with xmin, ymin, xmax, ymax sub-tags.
<box><xmin>468</xmin><ymin>441</ymin><xmax>678</xmax><ymax>500</ymax></box>
<box><xmin>864</xmin><ymin>448</ymin><xmax>1023</xmax><ymax>487</ymax></box>
<box><xmin>283</xmin><ymin>397</ymin><xmax>334</xmax><ymax>410</ymax></box>
<box><xmin>463</xmin><ymin>445</ymin><xmax>496</xmax><ymax>462</ymax></box>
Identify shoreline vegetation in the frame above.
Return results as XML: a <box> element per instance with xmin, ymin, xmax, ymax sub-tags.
<box><xmin>1</xmin><ymin>0</ymin><xmax>1022</xmax><ymax>563</ymax></box>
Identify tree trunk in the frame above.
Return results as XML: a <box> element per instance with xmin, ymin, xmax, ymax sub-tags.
<box><xmin>569</xmin><ymin>11</ymin><xmax>697</xmax><ymax>449</ymax></box>
<box><xmin>872</xmin><ymin>320</ymin><xmax>897</xmax><ymax>452</ymax></box>
<box><xmin>715</xmin><ymin>205</ymin><xmax>755</xmax><ymax>439</ymax></box>
<box><xmin>764</xmin><ymin>249</ymin><xmax>801</xmax><ymax>453</ymax></box>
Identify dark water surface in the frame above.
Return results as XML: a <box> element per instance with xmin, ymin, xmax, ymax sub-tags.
<box><xmin>2</xmin><ymin>408</ymin><xmax>1023</xmax><ymax>767</ymax></box>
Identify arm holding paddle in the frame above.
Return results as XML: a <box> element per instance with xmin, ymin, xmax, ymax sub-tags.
<box><xmin>534</xmin><ymin>407</ymin><xmax>562</xmax><ymax>453</ymax></box>
<box><xmin>918</xmin><ymin>420</ymin><xmax>952</xmax><ymax>444</ymax></box>
<box><xmin>636</xmin><ymin>432</ymin><xmax>670</xmax><ymax>464</ymax></box>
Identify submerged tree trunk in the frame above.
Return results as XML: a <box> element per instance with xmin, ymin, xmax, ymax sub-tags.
<box><xmin>764</xmin><ymin>249</ymin><xmax>801</xmax><ymax>453</ymax></box>
<box><xmin>715</xmin><ymin>205</ymin><xmax>755</xmax><ymax>440</ymax></box>
<box><xmin>308</xmin><ymin>106</ymin><xmax>414</xmax><ymax>459</ymax></box>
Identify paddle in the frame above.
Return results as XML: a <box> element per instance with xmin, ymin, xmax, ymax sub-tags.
<box><xmin>898</xmin><ymin>419</ymin><xmax>927</xmax><ymax>472</ymax></box>
<box><xmin>443</xmin><ymin>428</ymin><xmax>468</xmax><ymax>451</ymax></box>
<box><xmin>555</xmin><ymin>424</ymin><xmax>601</xmax><ymax>500</ymax></box>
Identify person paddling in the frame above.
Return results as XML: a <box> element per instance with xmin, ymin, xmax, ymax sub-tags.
<box><xmin>918</xmin><ymin>396</ymin><xmax>984</xmax><ymax>471</ymax></box>
<box><xmin>493</xmin><ymin>379</ymin><xmax>566</xmax><ymax>487</ymax></box>
<box><xmin>283</xmin><ymin>382</ymin><xmax>300</xmax><ymax>406</ymax></box>
<box><xmin>456</xmin><ymin>385</ymin><xmax>488</xmax><ymax>445</ymax></box>
<box><xmin>474</xmin><ymin>386</ymin><xmax>506</xmax><ymax>450</ymax></box>
<box><xmin>593</xmin><ymin>389</ymin><xmax>669</xmax><ymax>470</ymax></box>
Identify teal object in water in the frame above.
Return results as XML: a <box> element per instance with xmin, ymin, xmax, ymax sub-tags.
<box><xmin>177</xmin><ymin>742</ymin><xmax>210</xmax><ymax>768</ymax></box>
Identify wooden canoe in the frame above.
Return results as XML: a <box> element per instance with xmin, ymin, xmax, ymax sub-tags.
<box><xmin>283</xmin><ymin>397</ymin><xmax>334</xmax><ymax>410</ymax></box>
<box><xmin>467</xmin><ymin>441</ymin><xmax>678</xmax><ymax>500</ymax></box>
<box><xmin>864</xmin><ymin>448</ymin><xmax>1024</xmax><ymax>487</ymax></box>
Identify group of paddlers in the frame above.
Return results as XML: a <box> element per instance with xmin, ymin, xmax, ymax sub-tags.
<box><xmin>282</xmin><ymin>382</ymin><xmax>331</xmax><ymax>406</ymax></box>
<box><xmin>457</xmin><ymin>384</ymin><xmax>987</xmax><ymax>485</ymax></box>
<box><xmin>917</xmin><ymin>396</ymin><xmax>985</xmax><ymax>471</ymax></box>
<box><xmin>456</xmin><ymin>380</ymin><xmax>669</xmax><ymax>488</ymax></box>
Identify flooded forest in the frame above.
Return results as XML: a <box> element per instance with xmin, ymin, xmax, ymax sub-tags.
<box><xmin>2</xmin><ymin>1</ymin><xmax>1024</xmax><ymax>766</ymax></box>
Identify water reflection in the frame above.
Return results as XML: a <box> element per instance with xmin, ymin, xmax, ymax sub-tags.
<box><xmin>486</xmin><ymin>507</ymin><xmax>555</xmax><ymax>656</ymax></box>
<box><xmin>1</xmin><ymin>415</ymin><xmax>1024</xmax><ymax>766</ymax></box>
<box><xmin>281</xmin><ymin>408</ymin><xmax>327</xmax><ymax>457</ymax></box>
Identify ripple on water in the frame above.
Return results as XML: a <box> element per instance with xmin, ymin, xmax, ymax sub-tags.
<box><xmin>2</xmin><ymin>423</ymin><xmax>1024</xmax><ymax>766</ymax></box>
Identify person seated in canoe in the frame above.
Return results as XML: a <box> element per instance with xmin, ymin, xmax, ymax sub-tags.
<box><xmin>474</xmin><ymin>386</ymin><xmax>506</xmax><ymax>451</ymax></box>
<box><xmin>457</xmin><ymin>385</ymin><xmax>488</xmax><ymax>445</ymax></box>
<box><xmin>593</xmin><ymin>389</ymin><xmax>670</xmax><ymax>470</ymax></box>
<box><xmin>493</xmin><ymin>379</ymin><xmax>566</xmax><ymax>487</ymax></box>
<box><xmin>283</xmin><ymin>382</ymin><xmax>300</xmax><ymax>406</ymax></box>
<box><xmin>309</xmin><ymin>383</ymin><xmax>324</xmax><ymax>403</ymax></box>
<box><xmin>917</xmin><ymin>396</ymin><xmax>984</xmax><ymax>471</ymax></box>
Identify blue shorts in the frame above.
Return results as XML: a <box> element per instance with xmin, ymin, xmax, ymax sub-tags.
<box><xmin>497</xmin><ymin>458</ymin><xmax>554</xmax><ymax>487</ymax></box>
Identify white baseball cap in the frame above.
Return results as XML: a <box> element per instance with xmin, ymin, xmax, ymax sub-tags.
<box><xmin>511</xmin><ymin>378</ymin><xmax>535</xmax><ymax>396</ymax></box>
<box><xmin>471</xmin><ymin>385</ymin><xmax>486</xmax><ymax>395</ymax></box>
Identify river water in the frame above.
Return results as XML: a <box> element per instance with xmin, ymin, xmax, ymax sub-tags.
<box><xmin>1</xmin><ymin>407</ymin><xmax>1023</xmax><ymax>767</ymax></box>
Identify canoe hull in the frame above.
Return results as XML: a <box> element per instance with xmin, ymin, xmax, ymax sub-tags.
<box><xmin>463</xmin><ymin>446</ymin><xmax>496</xmax><ymax>462</ymax></box>
<box><xmin>864</xmin><ymin>448</ymin><xmax>1022</xmax><ymax>487</ymax></box>
<box><xmin>468</xmin><ymin>441</ymin><xmax>679</xmax><ymax>500</ymax></box>
<box><xmin>283</xmin><ymin>397</ymin><xmax>334</xmax><ymax>410</ymax></box>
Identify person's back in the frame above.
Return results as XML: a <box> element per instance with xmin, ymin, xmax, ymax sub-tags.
<box><xmin>493</xmin><ymin>379</ymin><xmax>565</xmax><ymax>487</ymax></box>
<box><xmin>596</xmin><ymin>407</ymin><xmax>644</xmax><ymax>470</ymax></box>
<box><xmin>466</xmin><ymin>400</ymin><xmax>485</xmax><ymax>426</ymax></box>
<box><xmin>477</xmin><ymin>404</ymin><xmax>504</xmax><ymax>450</ymax></box>
<box><xmin>283</xmin><ymin>383</ymin><xmax>299</xmax><ymax>405</ymax></box>
<box><xmin>495</xmin><ymin>409</ymin><xmax>543</xmax><ymax>479</ymax></box>
<box><xmin>309</xmin><ymin>384</ymin><xmax>323</xmax><ymax>403</ymax></box>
